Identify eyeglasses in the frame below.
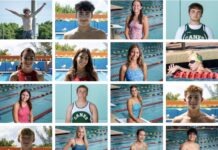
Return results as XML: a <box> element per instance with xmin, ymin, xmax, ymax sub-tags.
<box><xmin>77</xmin><ymin>11</ymin><xmax>91</xmax><ymax>17</ymax></box>
<box><xmin>24</xmin><ymin>57</ymin><xmax>35</xmax><ymax>61</ymax></box>
<box><xmin>189</xmin><ymin>60</ymin><xmax>196</xmax><ymax>64</ymax></box>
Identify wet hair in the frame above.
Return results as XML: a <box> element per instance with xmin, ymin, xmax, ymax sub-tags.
<box><xmin>184</xmin><ymin>85</ymin><xmax>203</xmax><ymax>97</ymax></box>
<box><xmin>75</xmin><ymin>126</ymin><xmax>88</xmax><ymax>149</ymax></box>
<box><xmin>23</xmin><ymin>8</ymin><xmax>30</xmax><ymax>14</ymax></box>
<box><xmin>76</xmin><ymin>85</ymin><xmax>88</xmax><ymax>94</ymax></box>
<box><xmin>18</xmin><ymin>128</ymin><xmax>35</xmax><ymax>142</ymax></box>
<box><xmin>130</xmin><ymin>85</ymin><xmax>142</xmax><ymax>104</ymax></box>
<box><xmin>187</xmin><ymin>128</ymin><xmax>198</xmax><ymax>136</ymax></box>
<box><xmin>75</xmin><ymin>1</ymin><xmax>95</xmax><ymax>12</ymax></box>
<box><xmin>136</xmin><ymin>129</ymin><xmax>145</xmax><ymax>136</ymax></box>
<box><xmin>68</xmin><ymin>48</ymin><xmax>97</xmax><ymax>81</ymax></box>
<box><xmin>18</xmin><ymin>48</ymin><xmax>35</xmax><ymax>70</ymax></box>
<box><xmin>19</xmin><ymin>89</ymin><xmax>32</xmax><ymax>111</ymax></box>
<box><xmin>128</xmin><ymin>0</ymin><xmax>143</xmax><ymax>27</ymax></box>
<box><xmin>126</xmin><ymin>44</ymin><xmax>145</xmax><ymax>73</ymax></box>
<box><xmin>188</xmin><ymin>3</ymin><xmax>203</xmax><ymax>15</ymax></box>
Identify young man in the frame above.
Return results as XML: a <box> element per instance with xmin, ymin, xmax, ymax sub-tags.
<box><xmin>65</xmin><ymin>85</ymin><xmax>98</xmax><ymax>123</ymax></box>
<box><xmin>167</xmin><ymin>51</ymin><xmax>212</xmax><ymax>75</ymax></box>
<box><xmin>175</xmin><ymin>3</ymin><xmax>213</xmax><ymax>39</ymax></box>
<box><xmin>64</xmin><ymin>1</ymin><xmax>106</xmax><ymax>39</ymax></box>
<box><xmin>6</xmin><ymin>3</ymin><xmax>46</xmax><ymax>39</ymax></box>
<box><xmin>130</xmin><ymin>129</ymin><xmax>148</xmax><ymax>150</ymax></box>
<box><xmin>18</xmin><ymin>128</ymin><xmax>35</xmax><ymax>150</ymax></box>
<box><xmin>173</xmin><ymin>85</ymin><xmax>215</xmax><ymax>123</ymax></box>
<box><xmin>180</xmin><ymin>128</ymin><xmax>200</xmax><ymax>150</ymax></box>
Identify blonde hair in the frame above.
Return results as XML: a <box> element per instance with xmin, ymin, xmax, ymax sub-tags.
<box><xmin>185</xmin><ymin>85</ymin><xmax>203</xmax><ymax>97</ymax></box>
<box><xmin>130</xmin><ymin>85</ymin><xmax>143</xmax><ymax>104</ymax></box>
<box><xmin>75</xmin><ymin>126</ymin><xmax>88</xmax><ymax>150</ymax></box>
<box><xmin>188</xmin><ymin>51</ymin><xmax>203</xmax><ymax>63</ymax></box>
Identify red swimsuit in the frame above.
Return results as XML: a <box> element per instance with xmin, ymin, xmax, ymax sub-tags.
<box><xmin>17</xmin><ymin>70</ymin><xmax>38</xmax><ymax>81</ymax></box>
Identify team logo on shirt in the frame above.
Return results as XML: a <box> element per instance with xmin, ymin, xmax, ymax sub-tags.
<box><xmin>72</xmin><ymin>111</ymin><xmax>91</xmax><ymax>123</ymax></box>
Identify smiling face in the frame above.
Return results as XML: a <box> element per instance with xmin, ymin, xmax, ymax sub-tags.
<box><xmin>77</xmin><ymin>127</ymin><xmax>85</xmax><ymax>139</ymax></box>
<box><xmin>20</xmin><ymin>135</ymin><xmax>34</xmax><ymax>149</ymax></box>
<box><xmin>77</xmin><ymin>87</ymin><xmax>88</xmax><ymax>99</ymax></box>
<box><xmin>129</xmin><ymin>47</ymin><xmax>140</xmax><ymax>62</ymax></box>
<box><xmin>21</xmin><ymin>50</ymin><xmax>35</xmax><ymax>70</ymax></box>
<box><xmin>188</xmin><ymin>60</ymin><xmax>201</xmax><ymax>71</ymax></box>
<box><xmin>76</xmin><ymin>52</ymin><xmax>89</xmax><ymax>69</ymax></box>
<box><xmin>131</xmin><ymin>86</ymin><xmax>138</xmax><ymax>97</ymax></box>
<box><xmin>188</xmin><ymin>132</ymin><xmax>197</xmax><ymax>142</ymax></box>
<box><xmin>185</xmin><ymin>92</ymin><xmax>202</xmax><ymax>110</ymax></box>
<box><xmin>132</xmin><ymin>0</ymin><xmax>142</xmax><ymax>14</ymax></box>
<box><xmin>137</xmin><ymin>130</ymin><xmax>146</xmax><ymax>142</ymax></box>
<box><xmin>21</xmin><ymin>91</ymin><xmax>30</xmax><ymax>102</ymax></box>
<box><xmin>76</xmin><ymin>10</ymin><xmax>92</xmax><ymax>27</ymax></box>
<box><xmin>189</xmin><ymin>8</ymin><xmax>202</xmax><ymax>22</ymax></box>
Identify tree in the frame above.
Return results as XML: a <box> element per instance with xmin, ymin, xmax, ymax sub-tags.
<box><xmin>205</xmin><ymin>84</ymin><xmax>218</xmax><ymax>100</ymax></box>
<box><xmin>30</xmin><ymin>42</ymin><xmax>52</xmax><ymax>56</ymax></box>
<box><xmin>36</xmin><ymin>126</ymin><xmax>52</xmax><ymax>147</ymax></box>
<box><xmin>166</xmin><ymin>92</ymin><xmax>180</xmax><ymax>100</ymax></box>
<box><xmin>38</xmin><ymin>21</ymin><xmax>52</xmax><ymax>39</ymax></box>
<box><xmin>0</xmin><ymin>49</ymin><xmax>9</xmax><ymax>55</ymax></box>
<box><xmin>0</xmin><ymin>138</ymin><xmax>14</xmax><ymax>146</ymax></box>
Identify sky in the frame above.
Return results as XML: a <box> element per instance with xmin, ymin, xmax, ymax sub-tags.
<box><xmin>0</xmin><ymin>126</ymin><xmax>51</xmax><ymax>146</ymax></box>
<box><xmin>56</xmin><ymin>0</ymin><xmax>108</xmax><ymax>12</ymax></box>
<box><xmin>57</xmin><ymin>41</ymin><xmax>107</xmax><ymax>51</ymax></box>
<box><xmin>165</xmin><ymin>83</ymin><xmax>212</xmax><ymax>99</ymax></box>
<box><xmin>0</xmin><ymin>0</ymin><xmax>52</xmax><ymax>25</ymax></box>
<box><xmin>0</xmin><ymin>41</ymin><xmax>44</xmax><ymax>55</ymax></box>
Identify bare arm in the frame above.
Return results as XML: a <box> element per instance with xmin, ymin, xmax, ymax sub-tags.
<box><xmin>9</xmin><ymin>72</ymin><xmax>18</xmax><ymax>81</ymax></box>
<box><xmin>90</xmin><ymin>103</ymin><xmax>98</xmax><ymax>123</ymax></box>
<box><xmin>143</xmin><ymin>63</ymin><xmax>147</xmax><ymax>81</ymax></box>
<box><xmin>31</xmin><ymin>3</ymin><xmax>46</xmax><ymax>16</ymax></box>
<box><xmin>93</xmin><ymin>70</ymin><xmax>99</xmax><ymax>81</ymax></box>
<box><xmin>119</xmin><ymin>64</ymin><xmax>127</xmax><ymax>81</ymax></box>
<box><xmin>125</xmin><ymin>16</ymin><xmax>131</xmax><ymax>39</ymax></box>
<box><xmin>63</xmin><ymin>139</ymin><xmax>74</xmax><ymax>150</ymax></box>
<box><xmin>64</xmin><ymin>72</ymin><xmax>72</xmax><ymax>81</ymax></box>
<box><xmin>30</xmin><ymin>110</ymin><xmax>34</xmax><ymax>123</ymax></box>
<box><xmin>37</xmin><ymin>71</ymin><xmax>44</xmax><ymax>81</ymax></box>
<box><xmin>65</xmin><ymin>104</ymin><xmax>73</xmax><ymax>123</ymax></box>
<box><xmin>168</xmin><ymin>64</ymin><xmax>191</xmax><ymax>75</ymax></box>
<box><xmin>13</xmin><ymin>103</ymin><xmax>20</xmax><ymax>123</ymax></box>
<box><xmin>130</xmin><ymin>144</ymin><xmax>136</xmax><ymax>150</ymax></box>
<box><xmin>5</xmin><ymin>8</ymin><xmax>22</xmax><ymax>17</ymax></box>
<box><xmin>142</xmin><ymin>16</ymin><xmax>149</xmax><ymax>39</ymax></box>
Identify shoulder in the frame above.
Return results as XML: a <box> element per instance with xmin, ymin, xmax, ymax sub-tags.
<box><xmin>36</xmin><ymin>71</ymin><xmax>44</xmax><ymax>81</ymax></box>
<box><xmin>126</xmin><ymin>15</ymin><xmax>131</xmax><ymax>21</ymax></box>
<box><xmin>91</xmin><ymin>27</ymin><xmax>106</xmax><ymax>39</ymax></box>
<box><xmin>121</xmin><ymin>64</ymin><xmax>128</xmax><ymax>71</ymax></box>
<box><xmin>130</xmin><ymin>143</ymin><xmax>136</xmax><ymax>150</ymax></box>
<box><xmin>142</xmin><ymin>16</ymin><xmax>148</xmax><ymax>21</ymax></box>
<box><xmin>143</xmin><ymin>142</ymin><xmax>148</xmax><ymax>148</ymax></box>
<box><xmin>10</xmin><ymin>71</ymin><xmax>18</xmax><ymax>81</ymax></box>
<box><xmin>89</xmin><ymin>102</ymin><xmax>97</xmax><ymax>110</ymax></box>
<box><xmin>172</xmin><ymin>114</ymin><xmax>185</xmax><ymax>123</ymax></box>
<box><xmin>68</xmin><ymin>138</ymin><xmax>75</xmax><ymax>145</ymax></box>
<box><xmin>143</xmin><ymin>63</ymin><xmax>147</xmax><ymax>68</ymax></box>
<box><xmin>64</xmin><ymin>28</ymin><xmax>78</xmax><ymax>39</ymax></box>
<box><xmin>177</xmin><ymin>25</ymin><xmax>186</xmax><ymax>31</ymax></box>
<box><xmin>201</xmin><ymin>113</ymin><xmax>215</xmax><ymax>122</ymax></box>
<box><xmin>65</xmin><ymin>71</ymin><xmax>72</xmax><ymax>80</ymax></box>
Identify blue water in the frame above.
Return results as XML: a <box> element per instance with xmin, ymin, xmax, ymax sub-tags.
<box><xmin>56</xmin><ymin>126</ymin><xmax>107</xmax><ymax>150</ymax></box>
<box><xmin>111</xmin><ymin>84</ymin><xmax>163</xmax><ymax>122</ymax></box>
<box><xmin>55</xmin><ymin>20</ymin><xmax>108</xmax><ymax>39</ymax></box>
<box><xmin>167</xmin><ymin>127</ymin><xmax>218</xmax><ymax>150</ymax></box>
<box><xmin>111</xmin><ymin>126</ymin><xmax>162</xmax><ymax>150</ymax></box>
<box><xmin>111</xmin><ymin>0</ymin><xmax>163</xmax><ymax>39</ymax></box>
<box><xmin>0</xmin><ymin>84</ymin><xmax>52</xmax><ymax>123</ymax></box>
<box><xmin>0</xmin><ymin>73</ymin><xmax>52</xmax><ymax>81</ymax></box>
<box><xmin>111</xmin><ymin>43</ymin><xmax>163</xmax><ymax>81</ymax></box>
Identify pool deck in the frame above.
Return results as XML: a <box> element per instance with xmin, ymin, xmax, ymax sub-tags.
<box><xmin>55</xmin><ymin>129</ymin><xmax>70</xmax><ymax>135</ymax></box>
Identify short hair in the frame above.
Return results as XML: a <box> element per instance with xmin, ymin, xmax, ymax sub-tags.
<box><xmin>188</xmin><ymin>3</ymin><xmax>203</xmax><ymax>14</ymax></box>
<box><xmin>76</xmin><ymin>85</ymin><xmax>88</xmax><ymax>94</ymax></box>
<box><xmin>75</xmin><ymin>1</ymin><xmax>95</xmax><ymax>12</ymax></box>
<box><xmin>18</xmin><ymin>128</ymin><xmax>35</xmax><ymax>142</ymax></box>
<box><xmin>23</xmin><ymin>8</ymin><xmax>30</xmax><ymax>14</ymax></box>
<box><xmin>136</xmin><ymin>129</ymin><xmax>145</xmax><ymax>136</ymax></box>
<box><xmin>187</xmin><ymin>128</ymin><xmax>198</xmax><ymax>136</ymax></box>
<box><xmin>184</xmin><ymin>85</ymin><xmax>203</xmax><ymax>97</ymax></box>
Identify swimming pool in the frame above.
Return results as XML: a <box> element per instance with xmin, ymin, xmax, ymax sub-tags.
<box><xmin>111</xmin><ymin>126</ymin><xmax>162</xmax><ymax>150</ymax></box>
<box><xmin>166</xmin><ymin>107</ymin><xmax>218</xmax><ymax>122</ymax></box>
<box><xmin>55</xmin><ymin>126</ymin><xmax>107</xmax><ymax>150</ymax></box>
<box><xmin>111</xmin><ymin>43</ymin><xmax>163</xmax><ymax>81</ymax></box>
<box><xmin>111</xmin><ymin>0</ymin><xmax>163</xmax><ymax>39</ymax></box>
<box><xmin>0</xmin><ymin>84</ymin><xmax>52</xmax><ymax>123</ymax></box>
<box><xmin>167</xmin><ymin>127</ymin><xmax>218</xmax><ymax>150</ymax></box>
<box><xmin>55</xmin><ymin>20</ymin><xmax>108</xmax><ymax>39</ymax></box>
<box><xmin>111</xmin><ymin>84</ymin><xmax>163</xmax><ymax>123</ymax></box>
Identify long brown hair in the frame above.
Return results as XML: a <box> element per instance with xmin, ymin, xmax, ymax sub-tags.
<box><xmin>68</xmin><ymin>48</ymin><xmax>97</xmax><ymax>81</ymax></box>
<box><xmin>130</xmin><ymin>85</ymin><xmax>142</xmax><ymax>104</ymax></box>
<box><xmin>18</xmin><ymin>48</ymin><xmax>35</xmax><ymax>70</ymax></box>
<box><xmin>126</xmin><ymin>44</ymin><xmax>145</xmax><ymax>72</ymax></box>
<box><xmin>128</xmin><ymin>0</ymin><xmax>143</xmax><ymax>27</ymax></box>
<box><xmin>19</xmin><ymin>89</ymin><xmax>32</xmax><ymax>110</ymax></box>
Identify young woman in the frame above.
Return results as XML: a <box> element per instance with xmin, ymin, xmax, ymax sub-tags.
<box><xmin>63</xmin><ymin>126</ymin><xmax>88</xmax><ymax>150</ymax></box>
<box><xmin>13</xmin><ymin>89</ymin><xmax>33</xmax><ymax>123</ymax></box>
<box><xmin>119</xmin><ymin>44</ymin><xmax>147</xmax><ymax>81</ymax></box>
<box><xmin>127</xmin><ymin>85</ymin><xmax>144</xmax><ymax>123</ymax></box>
<box><xmin>125</xmin><ymin>0</ymin><xmax>149</xmax><ymax>39</ymax></box>
<box><xmin>9</xmin><ymin>48</ymin><xmax>44</xmax><ymax>81</ymax></box>
<box><xmin>65</xmin><ymin>48</ymin><xmax>98</xmax><ymax>81</ymax></box>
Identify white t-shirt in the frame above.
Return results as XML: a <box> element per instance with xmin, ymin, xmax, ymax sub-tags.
<box><xmin>175</xmin><ymin>24</ymin><xmax>214</xmax><ymax>39</ymax></box>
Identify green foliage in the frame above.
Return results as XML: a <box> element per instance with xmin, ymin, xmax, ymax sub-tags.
<box><xmin>55</xmin><ymin>43</ymin><xmax>76</xmax><ymax>51</ymax></box>
<box><xmin>38</xmin><ymin>21</ymin><xmax>52</xmax><ymax>39</ymax></box>
<box><xmin>0</xmin><ymin>138</ymin><xmax>14</xmax><ymax>146</ymax></box>
<box><xmin>166</xmin><ymin>92</ymin><xmax>180</xmax><ymax>100</ymax></box>
<box><xmin>0</xmin><ymin>49</ymin><xmax>9</xmax><ymax>55</ymax></box>
<box><xmin>36</xmin><ymin>126</ymin><xmax>52</xmax><ymax>147</ymax></box>
<box><xmin>30</xmin><ymin>42</ymin><xmax>52</xmax><ymax>56</ymax></box>
<box><xmin>56</xmin><ymin>2</ymin><xmax>75</xmax><ymax>14</ymax></box>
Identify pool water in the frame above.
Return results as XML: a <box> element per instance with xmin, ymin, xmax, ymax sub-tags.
<box><xmin>111</xmin><ymin>126</ymin><xmax>162</xmax><ymax>150</ymax></box>
<box><xmin>167</xmin><ymin>127</ymin><xmax>218</xmax><ymax>150</ymax></box>
<box><xmin>111</xmin><ymin>43</ymin><xmax>163</xmax><ymax>81</ymax></box>
<box><xmin>0</xmin><ymin>84</ymin><xmax>52</xmax><ymax>123</ymax></box>
<box><xmin>56</xmin><ymin>126</ymin><xmax>107</xmax><ymax>150</ymax></box>
<box><xmin>111</xmin><ymin>84</ymin><xmax>163</xmax><ymax>122</ymax></box>
<box><xmin>111</xmin><ymin>0</ymin><xmax>163</xmax><ymax>39</ymax></box>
